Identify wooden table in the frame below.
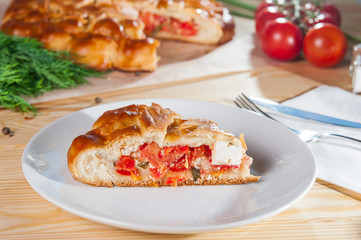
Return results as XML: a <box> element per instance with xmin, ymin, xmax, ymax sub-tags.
<box><xmin>1</xmin><ymin>0</ymin><xmax>361</xmax><ymax>239</ymax></box>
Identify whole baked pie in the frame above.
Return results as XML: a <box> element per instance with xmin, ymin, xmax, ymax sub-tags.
<box><xmin>1</xmin><ymin>0</ymin><xmax>235</xmax><ymax>71</ymax></box>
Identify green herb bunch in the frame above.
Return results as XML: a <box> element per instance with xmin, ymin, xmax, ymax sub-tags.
<box><xmin>0</xmin><ymin>32</ymin><xmax>106</xmax><ymax>115</ymax></box>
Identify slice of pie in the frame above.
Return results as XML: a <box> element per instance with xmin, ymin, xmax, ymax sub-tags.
<box><xmin>1</xmin><ymin>0</ymin><xmax>235</xmax><ymax>71</ymax></box>
<box><xmin>136</xmin><ymin>0</ymin><xmax>235</xmax><ymax>44</ymax></box>
<box><xmin>67</xmin><ymin>103</ymin><xmax>260</xmax><ymax>187</ymax></box>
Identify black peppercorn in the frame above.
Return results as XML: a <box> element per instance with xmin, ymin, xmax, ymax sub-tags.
<box><xmin>2</xmin><ymin>127</ymin><xmax>10</xmax><ymax>135</ymax></box>
<box><xmin>95</xmin><ymin>97</ymin><xmax>102</xmax><ymax>104</ymax></box>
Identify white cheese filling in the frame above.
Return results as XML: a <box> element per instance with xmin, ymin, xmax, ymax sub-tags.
<box><xmin>211</xmin><ymin>141</ymin><xmax>244</xmax><ymax>166</ymax></box>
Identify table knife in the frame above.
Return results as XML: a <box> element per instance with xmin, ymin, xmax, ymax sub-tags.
<box><xmin>249</xmin><ymin>96</ymin><xmax>361</xmax><ymax>128</ymax></box>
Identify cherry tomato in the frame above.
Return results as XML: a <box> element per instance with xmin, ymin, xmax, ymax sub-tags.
<box><xmin>314</xmin><ymin>12</ymin><xmax>339</xmax><ymax>26</ymax></box>
<box><xmin>149</xmin><ymin>167</ymin><xmax>166</xmax><ymax>179</ymax></box>
<box><xmin>170</xmin><ymin>18</ymin><xmax>198</xmax><ymax>36</ymax></box>
<box><xmin>168</xmin><ymin>155</ymin><xmax>188</xmax><ymax>172</ymax></box>
<box><xmin>140</xmin><ymin>12</ymin><xmax>167</xmax><ymax>33</ymax></box>
<box><xmin>115</xmin><ymin>156</ymin><xmax>137</xmax><ymax>176</ymax></box>
<box><xmin>260</xmin><ymin>18</ymin><xmax>303</xmax><ymax>61</ymax></box>
<box><xmin>322</xmin><ymin>3</ymin><xmax>341</xmax><ymax>26</ymax></box>
<box><xmin>138</xmin><ymin>142</ymin><xmax>161</xmax><ymax>167</ymax></box>
<box><xmin>159</xmin><ymin>145</ymin><xmax>189</xmax><ymax>164</ymax></box>
<box><xmin>255</xmin><ymin>1</ymin><xmax>275</xmax><ymax>19</ymax></box>
<box><xmin>303</xmin><ymin>23</ymin><xmax>347</xmax><ymax>68</ymax></box>
<box><xmin>255</xmin><ymin>6</ymin><xmax>284</xmax><ymax>36</ymax></box>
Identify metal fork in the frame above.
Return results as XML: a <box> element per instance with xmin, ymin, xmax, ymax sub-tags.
<box><xmin>235</xmin><ymin>93</ymin><xmax>361</xmax><ymax>143</ymax></box>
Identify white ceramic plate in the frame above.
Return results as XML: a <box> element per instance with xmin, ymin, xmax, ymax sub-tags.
<box><xmin>22</xmin><ymin>99</ymin><xmax>316</xmax><ymax>234</ymax></box>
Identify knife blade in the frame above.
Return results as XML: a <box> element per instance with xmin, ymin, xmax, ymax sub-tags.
<box><xmin>249</xmin><ymin>96</ymin><xmax>361</xmax><ymax>128</ymax></box>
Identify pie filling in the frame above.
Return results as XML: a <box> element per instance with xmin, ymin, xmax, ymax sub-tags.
<box><xmin>139</xmin><ymin>12</ymin><xmax>198</xmax><ymax>37</ymax></box>
<box><xmin>114</xmin><ymin>142</ymin><xmax>249</xmax><ymax>186</ymax></box>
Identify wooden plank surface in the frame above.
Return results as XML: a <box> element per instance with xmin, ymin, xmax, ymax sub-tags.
<box><xmin>1</xmin><ymin>71</ymin><xmax>361</xmax><ymax>239</ymax></box>
<box><xmin>1</xmin><ymin>0</ymin><xmax>361</xmax><ymax>239</ymax></box>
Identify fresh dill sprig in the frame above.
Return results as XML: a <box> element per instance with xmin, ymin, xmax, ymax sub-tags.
<box><xmin>0</xmin><ymin>90</ymin><xmax>38</xmax><ymax>114</ymax></box>
<box><xmin>0</xmin><ymin>32</ymin><xmax>108</xmax><ymax>115</ymax></box>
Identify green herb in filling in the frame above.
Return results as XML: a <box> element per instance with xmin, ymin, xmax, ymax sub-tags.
<box><xmin>191</xmin><ymin>167</ymin><xmax>200</xmax><ymax>182</ymax></box>
<box><xmin>137</xmin><ymin>161</ymin><xmax>149</xmax><ymax>169</ymax></box>
<box><xmin>152</xmin><ymin>23</ymin><xmax>164</xmax><ymax>36</ymax></box>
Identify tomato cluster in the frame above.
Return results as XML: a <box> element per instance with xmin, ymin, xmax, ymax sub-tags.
<box><xmin>255</xmin><ymin>0</ymin><xmax>347</xmax><ymax>68</ymax></box>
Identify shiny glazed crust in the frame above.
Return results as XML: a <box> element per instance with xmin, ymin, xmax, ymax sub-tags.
<box><xmin>67</xmin><ymin>103</ymin><xmax>260</xmax><ymax>187</ymax></box>
<box><xmin>1</xmin><ymin>0</ymin><xmax>160</xmax><ymax>71</ymax></box>
<box><xmin>1</xmin><ymin>0</ymin><xmax>234</xmax><ymax>71</ymax></box>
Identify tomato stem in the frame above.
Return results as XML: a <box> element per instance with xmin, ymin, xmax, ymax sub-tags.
<box><xmin>344</xmin><ymin>32</ymin><xmax>361</xmax><ymax>43</ymax></box>
<box><xmin>229</xmin><ymin>10</ymin><xmax>254</xmax><ymax>19</ymax></box>
<box><xmin>218</xmin><ymin>0</ymin><xmax>257</xmax><ymax>12</ymax></box>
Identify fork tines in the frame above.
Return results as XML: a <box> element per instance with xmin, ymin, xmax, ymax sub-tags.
<box><xmin>234</xmin><ymin>93</ymin><xmax>277</xmax><ymax>121</ymax></box>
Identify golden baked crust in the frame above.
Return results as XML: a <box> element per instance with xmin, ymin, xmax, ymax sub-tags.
<box><xmin>67</xmin><ymin>103</ymin><xmax>260</xmax><ymax>187</ymax></box>
<box><xmin>1</xmin><ymin>0</ymin><xmax>234</xmax><ymax>71</ymax></box>
<box><xmin>92</xmin><ymin>103</ymin><xmax>180</xmax><ymax>135</ymax></box>
<box><xmin>1</xmin><ymin>0</ymin><xmax>160</xmax><ymax>71</ymax></box>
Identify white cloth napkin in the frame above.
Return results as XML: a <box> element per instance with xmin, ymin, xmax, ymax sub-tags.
<box><xmin>271</xmin><ymin>86</ymin><xmax>361</xmax><ymax>194</ymax></box>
